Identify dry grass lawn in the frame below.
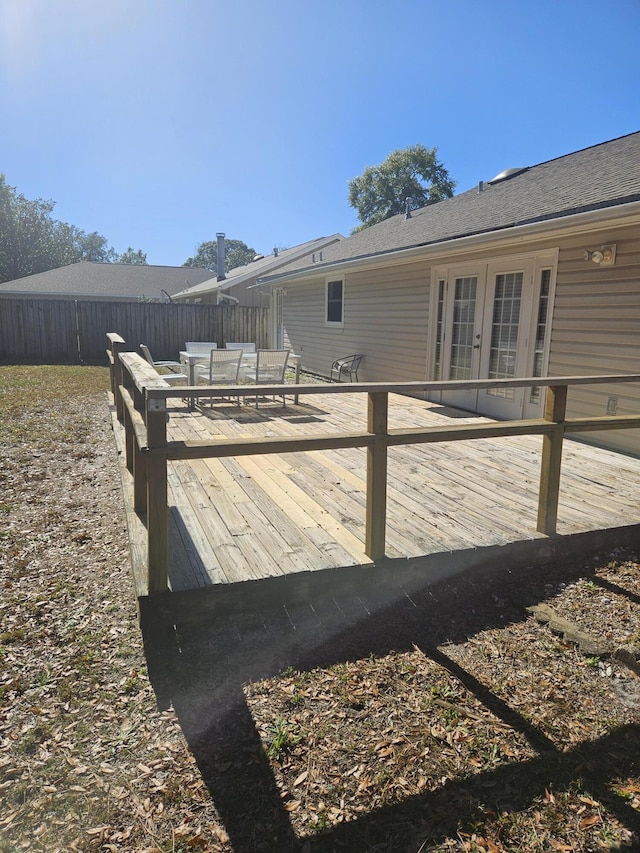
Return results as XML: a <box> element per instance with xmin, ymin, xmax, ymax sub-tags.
<box><xmin>1</xmin><ymin>365</ymin><xmax>640</xmax><ymax>852</ymax></box>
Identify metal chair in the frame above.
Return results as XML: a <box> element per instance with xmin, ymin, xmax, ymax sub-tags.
<box><xmin>225</xmin><ymin>342</ymin><xmax>256</xmax><ymax>351</ymax></box>
<box><xmin>195</xmin><ymin>348</ymin><xmax>243</xmax><ymax>405</ymax></box>
<box><xmin>185</xmin><ymin>341</ymin><xmax>217</xmax><ymax>353</ymax></box>
<box><xmin>139</xmin><ymin>344</ymin><xmax>188</xmax><ymax>384</ymax></box>
<box><xmin>330</xmin><ymin>354</ymin><xmax>363</xmax><ymax>382</ymax></box>
<box><xmin>243</xmin><ymin>349</ymin><xmax>290</xmax><ymax>407</ymax></box>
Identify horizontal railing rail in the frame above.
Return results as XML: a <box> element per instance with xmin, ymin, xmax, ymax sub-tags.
<box><xmin>107</xmin><ymin>334</ymin><xmax>640</xmax><ymax>595</ymax></box>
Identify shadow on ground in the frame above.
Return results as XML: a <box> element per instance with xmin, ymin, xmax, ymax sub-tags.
<box><xmin>142</xmin><ymin>551</ymin><xmax>640</xmax><ymax>852</ymax></box>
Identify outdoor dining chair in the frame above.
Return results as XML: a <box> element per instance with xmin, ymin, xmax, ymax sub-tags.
<box><xmin>225</xmin><ymin>342</ymin><xmax>256</xmax><ymax>351</ymax></box>
<box><xmin>330</xmin><ymin>354</ymin><xmax>364</xmax><ymax>382</ymax></box>
<box><xmin>185</xmin><ymin>341</ymin><xmax>217</xmax><ymax>353</ymax></box>
<box><xmin>195</xmin><ymin>348</ymin><xmax>243</xmax><ymax>405</ymax></box>
<box><xmin>139</xmin><ymin>344</ymin><xmax>188</xmax><ymax>384</ymax></box>
<box><xmin>243</xmin><ymin>349</ymin><xmax>290</xmax><ymax>407</ymax></box>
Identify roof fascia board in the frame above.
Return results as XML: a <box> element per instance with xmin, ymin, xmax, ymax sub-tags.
<box><xmin>257</xmin><ymin>200</ymin><xmax>640</xmax><ymax>286</ymax></box>
<box><xmin>0</xmin><ymin>291</ymin><xmax>144</xmax><ymax>301</ymax></box>
<box><xmin>217</xmin><ymin>236</ymin><xmax>342</xmax><ymax>291</ymax></box>
<box><xmin>174</xmin><ymin>235</ymin><xmax>343</xmax><ymax>299</ymax></box>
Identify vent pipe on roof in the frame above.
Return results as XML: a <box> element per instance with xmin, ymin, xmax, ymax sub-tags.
<box><xmin>273</xmin><ymin>247</ymin><xmax>278</xmax><ymax>257</ymax></box>
<box><xmin>404</xmin><ymin>197</ymin><xmax>413</xmax><ymax>219</ymax></box>
<box><xmin>216</xmin><ymin>232</ymin><xmax>225</xmax><ymax>280</ymax></box>
<box><xmin>478</xmin><ymin>180</ymin><xmax>484</xmax><ymax>193</ymax></box>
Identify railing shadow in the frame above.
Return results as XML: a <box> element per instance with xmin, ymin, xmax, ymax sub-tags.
<box><xmin>141</xmin><ymin>553</ymin><xmax>640</xmax><ymax>852</ymax></box>
<box><xmin>593</xmin><ymin>575</ymin><xmax>640</xmax><ymax>607</ymax></box>
<box><xmin>196</xmin><ymin>398</ymin><xmax>331</xmax><ymax>424</ymax></box>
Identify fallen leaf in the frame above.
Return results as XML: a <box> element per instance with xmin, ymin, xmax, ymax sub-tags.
<box><xmin>578</xmin><ymin>814</ymin><xmax>602</xmax><ymax>830</ymax></box>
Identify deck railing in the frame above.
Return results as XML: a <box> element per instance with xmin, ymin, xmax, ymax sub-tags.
<box><xmin>107</xmin><ymin>334</ymin><xmax>640</xmax><ymax>595</ymax></box>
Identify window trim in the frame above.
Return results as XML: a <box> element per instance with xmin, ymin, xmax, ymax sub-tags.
<box><xmin>325</xmin><ymin>276</ymin><xmax>344</xmax><ymax>326</ymax></box>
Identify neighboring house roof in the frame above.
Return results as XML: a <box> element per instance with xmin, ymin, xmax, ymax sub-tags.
<box><xmin>260</xmin><ymin>130</ymin><xmax>640</xmax><ymax>281</ymax></box>
<box><xmin>172</xmin><ymin>234</ymin><xmax>344</xmax><ymax>300</ymax></box>
<box><xmin>0</xmin><ymin>262</ymin><xmax>213</xmax><ymax>300</ymax></box>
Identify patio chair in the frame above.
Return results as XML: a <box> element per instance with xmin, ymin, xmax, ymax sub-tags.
<box><xmin>225</xmin><ymin>342</ymin><xmax>256</xmax><ymax>351</ymax></box>
<box><xmin>185</xmin><ymin>341</ymin><xmax>217</xmax><ymax>353</ymax></box>
<box><xmin>330</xmin><ymin>354</ymin><xmax>363</xmax><ymax>382</ymax></box>
<box><xmin>243</xmin><ymin>349</ymin><xmax>290</xmax><ymax>407</ymax></box>
<box><xmin>195</xmin><ymin>348</ymin><xmax>243</xmax><ymax>405</ymax></box>
<box><xmin>140</xmin><ymin>344</ymin><xmax>188</xmax><ymax>384</ymax></box>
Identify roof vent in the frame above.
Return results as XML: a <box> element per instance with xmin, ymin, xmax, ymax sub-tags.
<box><xmin>273</xmin><ymin>247</ymin><xmax>278</xmax><ymax>257</ymax></box>
<box><xmin>253</xmin><ymin>254</ymin><xmax>264</xmax><ymax>261</ymax></box>
<box><xmin>487</xmin><ymin>166</ymin><xmax>529</xmax><ymax>185</ymax></box>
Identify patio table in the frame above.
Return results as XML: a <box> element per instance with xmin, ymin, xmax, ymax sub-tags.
<box><xmin>179</xmin><ymin>349</ymin><xmax>302</xmax><ymax>406</ymax></box>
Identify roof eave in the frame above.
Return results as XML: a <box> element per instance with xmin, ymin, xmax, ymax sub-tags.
<box><xmin>256</xmin><ymin>199</ymin><xmax>640</xmax><ymax>286</ymax></box>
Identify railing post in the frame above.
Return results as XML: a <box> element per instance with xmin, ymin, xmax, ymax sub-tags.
<box><xmin>133</xmin><ymin>378</ymin><xmax>147</xmax><ymax>515</ymax></box>
<box><xmin>146</xmin><ymin>395</ymin><xmax>168</xmax><ymax>593</ymax></box>
<box><xmin>537</xmin><ymin>384</ymin><xmax>567</xmax><ymax>535</ymax></box>
<box><xmin>112</xmin><ymin>339</ymin><xmax>126</xmax><ymax>423</ymax></box>
<box><xmin>365</xmin><ymin>391</ymin><xmax>388</xmax><ymax>561</ymax></box>
<box><xmin>122</xmin><ymin>367</ymin><xmax>135</xmax><ymax>474</ymax></box>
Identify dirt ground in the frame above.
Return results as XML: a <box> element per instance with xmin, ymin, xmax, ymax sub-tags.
<box><xmin>1</xmin><ymin>365</ymin><xmax>640</xmax><ymax>853</ymax></box>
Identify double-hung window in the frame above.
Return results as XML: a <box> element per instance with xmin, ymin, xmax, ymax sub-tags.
<box><xmin>326</xmin><ymin>277</ymin><xmax>344</xmax><ymax>325</ymax></box>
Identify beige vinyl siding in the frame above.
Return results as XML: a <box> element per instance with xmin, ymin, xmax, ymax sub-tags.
<box><xmin>549</xmin><ymin>225</ymin><xmax>640</xmax><ymax>456</ymax></box>
<box><xmin>197</xmin><ymin>280</ymin><xmax>267</xmax><ymax>308</ymax></box>
<box><xmin>225</xmin><ymin>279</ymin><xmax>269</xmax><ymax>308</ymax></box>
<box><xmin>281</xmin><ymin>220</ymin><xmax>640</xmax><ymax>457</ymax></box>
<box><xmin>283</xmin><ymin>261</ymin><xmax>430</xmax><ymax>381</ymax></box>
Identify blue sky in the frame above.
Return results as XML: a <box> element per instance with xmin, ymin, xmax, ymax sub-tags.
<box><xmin>1</xmin><ymin>0</ymin><xmax>639</xmax><ymax>267</ymax></box>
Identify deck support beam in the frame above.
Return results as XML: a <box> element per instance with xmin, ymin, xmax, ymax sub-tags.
<box><xmin>366</xmin><ymin>391</ymin><xmax>388</xmax><ymax>561</ymax></box>
<box><xmin>537</xmin><ymin>384</ymin><xmax>567</xmax><ymax>535</ymax></box>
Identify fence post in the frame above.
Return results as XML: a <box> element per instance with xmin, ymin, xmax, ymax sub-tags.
<box><xmin>146</xmin><ymin>395</ymin><xmax>169</xmax><ymax>593</ymax></box>
<box><xmin>537</xmin><ymin>384</ymin><xmax>567</xmax><ymax>535</ymax></box>
<box><xmin>365</xmin><ymin>391</ymin><xmax>388</xmax><ymax>561</ymax></box>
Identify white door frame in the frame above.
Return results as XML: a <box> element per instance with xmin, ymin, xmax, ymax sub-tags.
<box><xmin>432</xmin><ymin>263</ymin><xmax>488</xmax><ymax>411</ymax></box>
<box><xmin>429</xmin><ymin>251</ymin><xmax>558</xmax><ymax>419</ymax></box>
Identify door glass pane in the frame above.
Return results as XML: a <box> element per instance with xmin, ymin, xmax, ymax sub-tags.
<box><xmin>449</xmin><ymin>276</ymin><xmax>477</xmax><ymax>380</ymax></box>
<box><xmin>433</xmin><ymin>279</ymin><xmax>445</xmax><ymax>380</ymax></box>
<box><xmin>530</xmin><ymin>269</ymin><xmax>551</xmax><ymax>403</ymax></box>
<box><xmin>487</xmin><ymin>272</ymin><xmax>523</xmax><ymax>399</ymax></box>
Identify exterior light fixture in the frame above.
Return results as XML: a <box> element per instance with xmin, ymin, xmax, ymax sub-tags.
<box><xmin>583</xmin><ymin>244</ymin><xmax>616</xmax><ymax>265</ymax></box>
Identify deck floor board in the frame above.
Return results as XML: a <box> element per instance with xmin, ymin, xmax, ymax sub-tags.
<box><xmin>120</xmin><ymin>392</ymin><xmax>640</xmax><ymax>592</ymax></box>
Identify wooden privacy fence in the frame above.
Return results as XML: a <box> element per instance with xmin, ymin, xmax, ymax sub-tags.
<box><xmin>107</xmin><ymin>334</ymin><xmax>640</xmax><ymax>595</ymax></box>
<box><xmin>0</xmin><ymin>298</ymin><xmax>269</xmax><ymax>364</ymax></box>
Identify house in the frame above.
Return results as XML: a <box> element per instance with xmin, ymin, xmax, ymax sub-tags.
<box><xmin>172</xmin><ymin>234</ymin><xmax>344</xmax><ymax>324</ymax></box>
<box><xmin>255</xmin><ymin>131</ymin><xmax>640</xmax><ymax>457</ymax></box>
<box><xmin>0</xmin><ymin>261</ymin><xmax>213</xmax><ymax>301</ymax></box>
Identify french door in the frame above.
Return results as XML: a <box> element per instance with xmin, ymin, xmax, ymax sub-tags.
<box><xmin>432</xmin><ymin>256</ymin><xmax>555</xmax><ymax>420</ymax></box>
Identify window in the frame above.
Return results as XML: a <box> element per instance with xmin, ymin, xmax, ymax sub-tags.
<box><xmin>433</xmin><ymin>279</ymin><xmax>446</xmax><ymax>380</ymax></box>
<box><xmin>529</xmin><ymin>268</ymin><xmax>551</xmax><ymax>403</ymax></box>
<box><xmin>487</xmin><ymin>271</ymin><xmax>523</xmax><ymax>399</ymax></box>
<box><xmin>449</xmin><ymin>275</ymin><xmax>478</xmax><ymax>380</ymax></box>
<box><xmin>326</xmin><ymin>278</ymin><xmax>344</xmax><ymax>324</ymax></box>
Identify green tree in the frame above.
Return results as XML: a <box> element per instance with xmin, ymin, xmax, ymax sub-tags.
<box><xmin>0</xmin><ymin>175</ymin><xmax>116</xmax><ymax>282</ymax></box>
<box><xmin>74</xmin><ymin>230</ymin><xmax>116</xmax><ymax>263</ymax></box>
<box><xmin>348</xmin><ymin>144</ymin><xmax>456</xmax><ymax>231</ymax></box>
<box><xmin>183</xmin><ymin>238</ymin><xmax>256</xmax><ymax>274</ymax></box>
<box><xmin>117</xmin><ymin>247</ymin><xmax>147</xmax><ymax>265</ymax></box>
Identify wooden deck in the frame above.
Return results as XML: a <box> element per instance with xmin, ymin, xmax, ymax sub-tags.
<box><xmin>113</xmin><ymin>389</ymin><xmax>640</xmax><ymax>604</ymax></box>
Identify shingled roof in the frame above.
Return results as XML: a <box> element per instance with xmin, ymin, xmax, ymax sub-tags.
<box><xmin>0</xmin><ymin>262</ymin><xmax>213</xmax><ymax>300</ymax></box>
<box><xmin>173</xmin><ymin>234</ymin><xmax>344</xmax><ymax>300</ymax></box>
<box><xmin>262</xmin><ymin>131</ymin><xmax>640</xmax><ymax>278</ymax></box>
